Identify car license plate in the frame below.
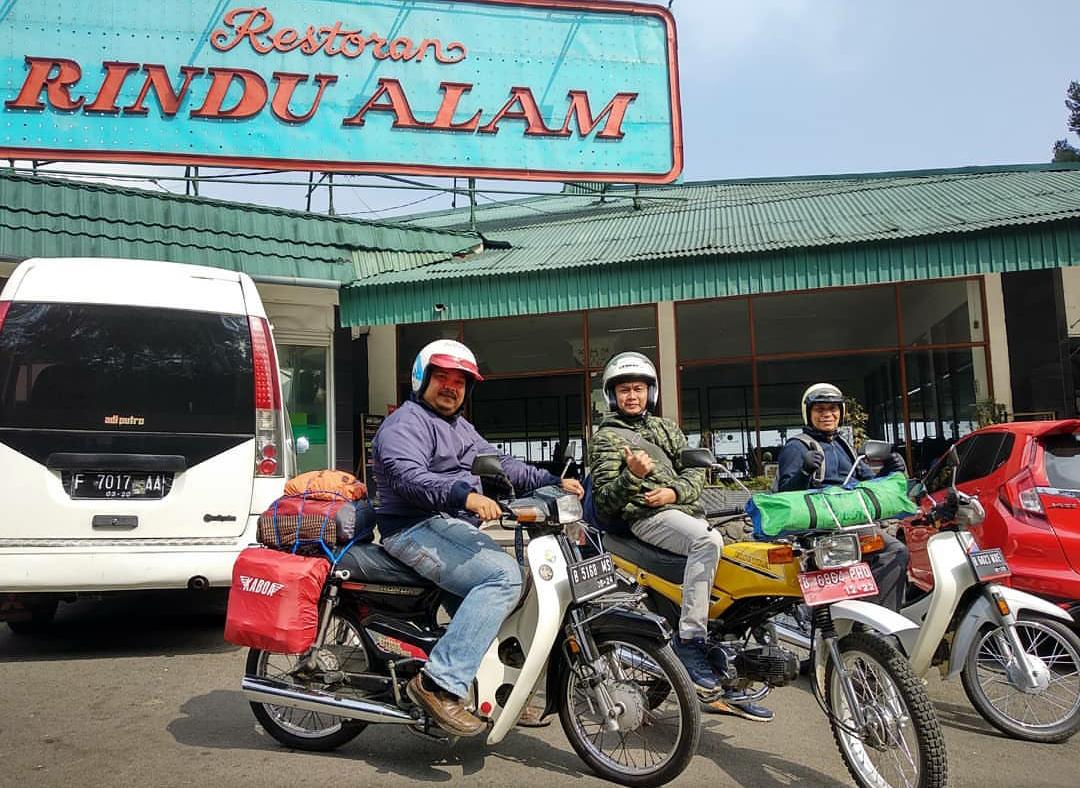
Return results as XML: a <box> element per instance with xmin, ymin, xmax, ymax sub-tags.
<box><xmin>568</xmin><ymin>553</ymin><xmax>617</xmax><ymax>603</ymax></box>
<box><xmin>798</xmin><ymin>562</ymin><xmax>878</xmax><ymax>607</ymax></box>
<box><xmin>64</xmin><ymin>471</ymin><xmax>173</xmax><ymax>500</ymax></box>
<box><xmin>968</xmin><ymin>548</ymin><xmax>1011</xmax><ymax>582</ymax></box>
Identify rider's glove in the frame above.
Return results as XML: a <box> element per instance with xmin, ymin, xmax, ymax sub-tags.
<box><xmin>802</xmin><ymin>448</ymin><xmax>825</xmax><ymax>475</ymax></box>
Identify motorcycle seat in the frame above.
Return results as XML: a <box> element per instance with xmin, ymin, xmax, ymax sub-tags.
<box><xmin>602</xmin><ymin>533</ymin><xmax>687</xmax><ymax>586</ymax></box>
<box><xmin>336</xmin><ymin>541</ymin><xmax>436</xmax><ymax>588</ymax></box>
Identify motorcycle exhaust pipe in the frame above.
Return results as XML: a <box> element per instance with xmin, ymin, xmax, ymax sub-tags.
<box><xmin>242</xmin><ymin>676</ymin><xmax>417</xmax><ymax>725</ymax></box>
<box><xmin>772</xmin><ymin>621</ymin><xmax>812</xmax><ymax>651</ymax></box>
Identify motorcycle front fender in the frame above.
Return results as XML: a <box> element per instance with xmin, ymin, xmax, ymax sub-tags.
<box><xmin>945</xmin><ymin>585</ymin><xmax>1075</xmax><ymax>680</ymax></box>
<box><xmin>829</xmin><ymin>599</ymin><xmax>921</xmax><ymax>656</ymax></box>
<box><xmin>542</xmin><ymin>606</ymin><xmax>673</xmax><ymax>720</ymax></box>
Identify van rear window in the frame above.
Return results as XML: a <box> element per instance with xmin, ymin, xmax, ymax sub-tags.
<box><xmin>0</xmin><ymin>303</ymin><xmax>254</xmax><ymax>434</ymax></box>
<box><xmin>1042</xmin><ymin>434</ymin><xmax>1080</xmax><ymax>490</ymax></box>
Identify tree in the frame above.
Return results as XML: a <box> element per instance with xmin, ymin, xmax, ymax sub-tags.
<box><xmin>1052</xmin><ymin>81</ymin><xmax>1080</xmax><ymax>161</ymax></box>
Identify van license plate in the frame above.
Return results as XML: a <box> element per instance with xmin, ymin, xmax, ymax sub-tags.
<box><xmin>65</xmin><ymin>472</ymin><xmax>172</xmax><ymax>500</ymax></box>
<box><xmin>798</xmin><ymin>562</ymin><xmax>878</xmax><ymax>606</ymax></box>
<box><xmin>568</xmin><ymin>553</ymin><xmax>617</xmax><ymax>603</ymax></box>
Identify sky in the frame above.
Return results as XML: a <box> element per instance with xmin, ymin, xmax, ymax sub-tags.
<box><xmin>16</xmin><ymin>0</ymin><xmax>1080</xmax><ymax>218</ymax></box>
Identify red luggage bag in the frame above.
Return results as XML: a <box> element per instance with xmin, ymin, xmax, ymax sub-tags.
<box><xmin>224</xmin><ymin>547</ymin><xmax>330</xmax><ymax>654</ymax></box>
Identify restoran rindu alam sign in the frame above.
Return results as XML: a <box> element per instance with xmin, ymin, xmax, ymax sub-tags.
<box><xmin>0</xmin><ymin>0</ymin><xmax>682</xmax><ymax>183</ymax></box>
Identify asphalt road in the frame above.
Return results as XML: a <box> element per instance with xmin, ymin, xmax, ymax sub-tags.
<box><xmin>1</xmin><ymin>593</ymin><xmax>1078</xmax><ymax>788</ymax></box>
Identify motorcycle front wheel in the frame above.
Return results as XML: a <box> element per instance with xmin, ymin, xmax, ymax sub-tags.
<box><xmin>960</xmin><ymin>617</ymin><xmax>1080</xmax><ymax>743</ymax></box>
<box><xmin>825</xmin><ymin>632</ymin><xmax>947</xmax><ymax>788</ymax></box>
<box><xmin>246</xmin><ymin>611</ymin><xmax>370</xmax><ymax>751</ymax></box>
<box><xmin>558</xmin><ymin>634</ymin><xmax>700</xmax><ymax>788</ymax></box>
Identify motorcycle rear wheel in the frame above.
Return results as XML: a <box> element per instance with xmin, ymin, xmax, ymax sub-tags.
<box><xmin>960</xmin><ymin>617</ymin><xmax>1080</xmax><ymax>743</ymax></box>
<box><xmin>246</xmin><ymin>611</ymin><xmax>369</xmax><ymax>751</ymax></box>
<box><xmin>825</xmin><ymin>632</ymin><xmax>947</xmax><ymax>788</ymax></box>
<box><xmin>558</xmin><ymin>634</ymin><xmax>700</xmax><ymax>788</ymax></box>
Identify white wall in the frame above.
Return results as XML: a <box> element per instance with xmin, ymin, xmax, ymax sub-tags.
<box><xmin>657</xmin><ymin>300</ymin><xmax>679</xmax><ymax>422</ymax></box>
<box><xmin>1061</xmin><ymin>265</ymin><xmax>1080</xmax><ymax>338</ymax></box>
<box><xmin>367</xmin><ymin>324</ymin><xmax>398</xmax><ymax>416</ymax></box>
<box><xmin>982</xmin><ymin>273</ymin><xmax>1013</xmax><ymax>415</ymax></box>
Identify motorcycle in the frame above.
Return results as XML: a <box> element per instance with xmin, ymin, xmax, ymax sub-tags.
<box><xmin>775</xmin><ymin>444</ymin><xmax>1080</xmax><ymax>743</ymax></box>
<box><xmin>599</xmin><ymin>446</ymin><xmax>948</xmax><ymax>788</ymax></box>
<box><xmin>241</xmin><ymin>453</ymin><xmax>701</xmax><ymax>788</ymax></box>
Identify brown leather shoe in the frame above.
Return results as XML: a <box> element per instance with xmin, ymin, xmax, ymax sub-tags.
<box><xmin>406</xmin><ymin>674</ymin><xmax>484</xmax><ymax>737</ymax></box>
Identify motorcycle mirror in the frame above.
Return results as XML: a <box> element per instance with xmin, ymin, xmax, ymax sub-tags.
<box><xmin>471</xmin><ymin>453</ymin><xmax>506</xmax><ymax>479</ymax></box>
<box><xmin>680</xmin><ymin>447</ymin><xmax>716</xmax><ymax>469</ymax></box>
<box><xmin>943</xmin><ymin>446</ymin><xmax>960</xmax><ymax>489</ymax></box>
<box><xmin>295</xmin><ymin>436</ymin><xmax>310</xmax><ymax>455</ymax></box>
<box><xmin>862</xmin><ymin>439</ymin><xmax>892</xmax><ymax>462</ymax></box>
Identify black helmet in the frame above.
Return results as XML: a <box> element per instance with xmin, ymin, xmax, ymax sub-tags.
<box><xmin>802</xmin><ymin>383</ymin><xmax>845</xmax><ymax>427</ymax></box>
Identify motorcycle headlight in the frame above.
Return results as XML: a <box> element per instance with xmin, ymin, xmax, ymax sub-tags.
<box><xmin>813</xmin><ymin>534</ymin><xmax>861</xmax><ymax>569</ymax></box>
<box><xmin>554</xmin><ymin>494</ymin><xmax>583</xmax><ymax>524</ymax></box>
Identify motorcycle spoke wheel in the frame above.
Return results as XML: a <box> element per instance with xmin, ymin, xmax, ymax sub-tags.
<box><xmin>961</xmin><ymin>618</ymin><xmax>1080</xmax><ymax>743</ymax></box>
<box><xmin>247</xmin><ymin>612</ymin><xmax>370</xmax><ymax>751</ymax></box>
<box><xmin>826</xmin><ymin>632</ymin><xmax>947</xmax><ymax>788</ymax></box>
<box><xmin>558</xmin><ymin>635</ymin><xmax>700</xmax><ymax>788</ymax></box>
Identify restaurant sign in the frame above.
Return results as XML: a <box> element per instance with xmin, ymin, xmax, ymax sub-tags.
<box><xmin>0</xmin><ymin>1</ymin><xmax>682</xmax><ymax>182</ymax></box>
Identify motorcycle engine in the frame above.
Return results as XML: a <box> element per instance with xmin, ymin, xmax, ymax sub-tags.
<box><xmin>732</xmin><ymin>645</ymin><xmax>800</xmax><ymax>687</ymax></box>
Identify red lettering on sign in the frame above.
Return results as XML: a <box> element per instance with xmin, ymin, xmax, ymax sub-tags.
<box><xmin>429</xmin><ymin>82</ymin><xmax>482</xmax><ymax>132</ymax></box>
<box><xmin>271</xmin><ymin>72</ymin><xmax>338</xmax><ymax>124</ymax></box>
<box><xmin>209</xmin><ymin>6</ymin><xmax>467</xmax><ymax>64</ymax></box>
<box><xmin>341</xmin><ymin>78</ymin><xmax>423</xmax><ymax>129</ymax></box>
<box><xmin>125</xmin><ymin>65</ymin><xmax>204</xmax><ymax>117</ymax></box>
<box><xmin>84</xmin><ymin>61</ymin><xmax>140</xmax><ymax>114</ymax></box>
<box><xmin>4</xmin><ymin>56</ymin><xmax>85</xmax><ymax>111</ymax></box>
<box><xmin>558</xmin><ymin>90</ymin><xmax>638</xmax><ymax>140</ymax></box>
<box><xmin>190</xmin><ymin>68</ymin><xmax>268</xmax><ymax>119</ymax></box>
<box><xmin>479</xmin><ymin>87</ymin><xmax>555</xmax><ymax>136</ymax></box>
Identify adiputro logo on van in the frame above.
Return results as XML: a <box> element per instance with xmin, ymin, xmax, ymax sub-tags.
<box><xmin>239</xmin><ymin>576</ymin><xmax>286</xmax><ymax>597</ymax></box>
<box><xmin>104</xmin><ymin>414</ymin><xmax>146</xmax><ymax>426</ymax></box>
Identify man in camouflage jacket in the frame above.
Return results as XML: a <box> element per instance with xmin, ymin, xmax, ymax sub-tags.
<box><xmin>589</xmin><ymin>353</ymin><xmax>773</xmax><ymax>721</ymax></box>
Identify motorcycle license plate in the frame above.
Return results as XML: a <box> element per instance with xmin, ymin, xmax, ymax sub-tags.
<box><xmin>568</xmin><ymin>553</ymin><xmax>617</xmax><ymax>603</ymax></box>
<box><xmin>968</xmin><ymin>548</ymin><xmax>1011</xmax><ymax>582</ymax></box>
<box><xmin>798</xmin><ymin>562</ymin><xmax>878</xmax><ymax>607</ymax></box>
<box><xmin>64</xmin><ymin>471</ymin><xmax>173</xmax><ymax>500</ymax></box>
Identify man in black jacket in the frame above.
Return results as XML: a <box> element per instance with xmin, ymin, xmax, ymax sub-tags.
<box><xmin>775</xmin><ymin>383</ymin><xmax>909</xmax><ymax>611</ymax></box>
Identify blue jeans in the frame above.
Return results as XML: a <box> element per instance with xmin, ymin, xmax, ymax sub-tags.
<box><xmin>381</xmin><ymin>516</ymin><xmax>523</xmax><ymax>698</ymax></box>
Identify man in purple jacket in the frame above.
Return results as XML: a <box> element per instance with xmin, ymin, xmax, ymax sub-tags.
<box><xmin>373</xmin><ymin>339</ymin><xmax>583</xmax><ymax>736</ymax></box>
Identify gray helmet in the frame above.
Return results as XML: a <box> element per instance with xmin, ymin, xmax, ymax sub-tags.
<box><xmin>602</xmin><ymin>352</ymin><xmax>658</xmax><ymax>412</ymax></box>
<box><xmin>802</xmin><ymin>382</ymin><xmax>845</xmax><ymax>427</ymax></box>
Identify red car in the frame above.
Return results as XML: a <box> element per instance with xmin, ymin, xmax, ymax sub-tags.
<box><xmin>902</xmin><ymin>419</ymin><xmax>1080</xmax><ymax>623</ymax></box>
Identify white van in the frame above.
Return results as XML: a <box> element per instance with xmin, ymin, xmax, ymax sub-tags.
<box><xmin>0</xmin><ymin>258</ymin><xmax>293</xmax><ymax>632</ymax></box>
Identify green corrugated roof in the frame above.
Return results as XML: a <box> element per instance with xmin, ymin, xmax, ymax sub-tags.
<box><xmin>0</xmin><ymin>170</ymin><xmax>480</xmax><ymax>282</ymax></box>
<box><xmin>340</xmin><ymin>163</ymin><xmax>1080</xmax><ymax>325</ymax></box>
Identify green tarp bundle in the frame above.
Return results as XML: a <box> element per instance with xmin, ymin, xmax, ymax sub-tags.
<box><xmin>746</xmin><ymin>473</ymin><xmax>918</xmax><ymax>539</ymax></box>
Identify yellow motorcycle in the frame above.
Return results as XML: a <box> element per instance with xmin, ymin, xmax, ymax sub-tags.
<box><xmin>596</xmin><ymin>447</ymin><xmax>948</xmax><ymax>788</ymax></box>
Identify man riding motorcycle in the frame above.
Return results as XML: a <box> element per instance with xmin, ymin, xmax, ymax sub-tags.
<box><xmin>588</xmin><ymin>352</ymin><xmax>772</xmax><ymax>721</ymax></box>
<box><xmin>372</xmin><ymin>339</ymin><xmax>583</xmax><ymax>736</ymax></box>
<box><xmin>775</xmin><ymin>382</ymin><xmax>909</xmax><ymax>611</ymax></box>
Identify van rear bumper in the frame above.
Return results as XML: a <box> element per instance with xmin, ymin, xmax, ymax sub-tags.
<box><xmin>0</xmin><ymin>542</ymin><xmax>253</xmax><ymax>592</ymax></box>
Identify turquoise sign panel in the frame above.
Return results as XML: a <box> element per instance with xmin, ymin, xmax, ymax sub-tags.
<box><xmin>0</xmin><ymin>0</ymin><xmax>681</xmax><ymax>182</ymax></box>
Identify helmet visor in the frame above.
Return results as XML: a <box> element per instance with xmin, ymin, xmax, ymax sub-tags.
<box><xmin>428</xmin><ymin>352</ymin><xmax>484</xmax><ymax>382</ymax></box>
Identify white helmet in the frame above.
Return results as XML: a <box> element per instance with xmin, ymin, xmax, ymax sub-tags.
<box><xmin>802</xmin><ymin>382</ymin><xmax>845</xmax><ymax>427</ymax></box>
<box><xmin>602</xmin><ymin>352</ymin><xmax>658</xmax><ymax>412</ymax></box>
<box><xmin>411</xmin><ymin>339</ymin><xmax>484</xmax><ymax>400</ymax></box>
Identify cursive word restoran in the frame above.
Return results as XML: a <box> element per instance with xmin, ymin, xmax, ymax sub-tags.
<box><xmin>211</xmin><ymin>6</ymin><xmax>467</xmax><ymax>64</ymax></box>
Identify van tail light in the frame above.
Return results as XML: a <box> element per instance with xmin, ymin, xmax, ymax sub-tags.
<box><xmin>0</xmin><ymin>301</ymin><xmax>10</xmax><ymax>334</ymax></box>
<box><xmin>249</xmin><ymin>316</ymin><xmax>283</xmax><ymax>478</ymax></box>
<box><xmin>999</xmin><ymin>467</ymin><xmax>1049</xmax><ymax>529</ymax></box>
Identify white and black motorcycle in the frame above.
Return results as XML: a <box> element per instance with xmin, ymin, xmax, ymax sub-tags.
<box><xmin>241</xmin><ymin>453</ymin><xmax>701</xmax><ymax>787</ymax></box>
<box><xmin>776</xmin><ymin>445</ymin><xmax>1080</xmax><ymax>743</ymax></box>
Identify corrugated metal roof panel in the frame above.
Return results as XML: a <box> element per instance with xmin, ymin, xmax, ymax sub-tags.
<box><xmin>340</xmin><ymin>220</ymin><xmax>1080</xmax><ymax>326</ymax></box>
<box><xmin>0</xmin><ymin>171</ymin><xmax>480</xmax><ymax>281</ymax></box>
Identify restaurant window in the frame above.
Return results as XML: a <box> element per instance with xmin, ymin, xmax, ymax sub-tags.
<box><xmin>901</xmin><ymin>279</ymin><xmax>984</xmax><ymax>346</ymax></box>
<box><xmin>905</xmin><ymin>347</ymin><xmax>988</xmax><ymax>473</ymax></box>
<box><xmin>676</xmin><ymin>298</ymin><xmax>750</xmax><ymax>361</ymax></box>
<box><xmin>678</xmin><ymin>364</ymin><xmax>755</xmax><ymax>474</ymax></box>
<box><xmin>753</xmin><ymin>286</ymin><xmax>898</xmax><ymax>355</ymax></box>
<box><xmin>464</xmin><ymin>313</ymin><xmax>584</xmax><ymax>376</ymax></box>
